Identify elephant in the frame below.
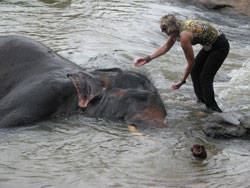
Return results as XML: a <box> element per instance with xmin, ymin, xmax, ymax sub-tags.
<box><xmin>0</xmin><ymin>35</ymin><xmax>167</xmax><ymax>128</ymax></box>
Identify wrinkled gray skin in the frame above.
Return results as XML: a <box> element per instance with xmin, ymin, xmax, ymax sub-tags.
<box><xmin>0</xmin><ymin>35</ymin><xmax>167</xmax><ymax>128</ymax></box>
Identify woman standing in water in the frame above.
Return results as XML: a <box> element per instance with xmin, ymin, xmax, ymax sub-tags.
<box><xmin>134</xmin><ymin>14</ymin><xmax>229</xmax><ymax>113</ymax></box>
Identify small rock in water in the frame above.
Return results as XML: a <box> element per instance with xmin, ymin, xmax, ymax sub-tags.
<box><xmin>203</xmin><ymin>112</ymin><xmax>247</xmax><ymax>138</ymax></box>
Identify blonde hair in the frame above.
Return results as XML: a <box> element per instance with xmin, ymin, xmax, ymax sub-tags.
<box><xmin>159</xmin><ymin>14</ymin><xmax>182</xmax><ymax>34</ymax></box>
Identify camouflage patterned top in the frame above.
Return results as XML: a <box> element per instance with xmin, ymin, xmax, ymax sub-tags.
<box><xmin>180</xmin><ymin>20</ymin><xmax>219</xmax><ymax>46</ymax></box>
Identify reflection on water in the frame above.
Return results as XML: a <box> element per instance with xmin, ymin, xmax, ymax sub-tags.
<box><xmin>0</xmin><ymin>0</ymin><xmax>250</xmax><ymax>187</ymax></box>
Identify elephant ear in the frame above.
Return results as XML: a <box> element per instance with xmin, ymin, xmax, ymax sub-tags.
<box><xmin>67</xmin><ymin>72</ymin><xmax>105</xmax><ymax>108</ymax></box>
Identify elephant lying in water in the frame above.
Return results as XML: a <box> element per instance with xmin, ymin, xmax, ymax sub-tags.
<box><xmin>0</xmin><ymin>35</ymin><xmax>167</xmax><ymax>128</ymax></box>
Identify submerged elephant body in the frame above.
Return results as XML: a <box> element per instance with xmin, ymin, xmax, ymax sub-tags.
<box><xmin>0</xmin><ymin>35</ymin><xmax>167</xmax><ymax>128</ymax></box>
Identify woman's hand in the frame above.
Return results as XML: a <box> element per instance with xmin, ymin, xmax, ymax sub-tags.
<box><xmin>134</xmin><ymin>57</ymin><xmax>148</xmax><ymax>67</ymax></box>
<box><xmin>171</xmin><ymin>81</ymin><xmax>184</xmax><ymax>90</ymax></box>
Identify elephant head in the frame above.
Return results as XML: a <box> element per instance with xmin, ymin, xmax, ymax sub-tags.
<box><xmin>67</xmin><ymin>70</ymin><xmax>167</xmax><ymax>129</ymax></box>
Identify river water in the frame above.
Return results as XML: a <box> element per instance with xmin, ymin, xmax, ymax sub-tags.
<box><xmin>0</xmin><ymin>0</ymin><xmax>250</xmax><ymax>187</ymax></box>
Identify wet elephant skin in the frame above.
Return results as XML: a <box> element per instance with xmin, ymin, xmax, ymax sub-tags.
<box><xmin>0</xmin><ymin>35</ymin><xmax>167</xmax><ymax>128</ymax></box>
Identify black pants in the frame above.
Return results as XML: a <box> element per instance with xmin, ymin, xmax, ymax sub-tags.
<box><xmin>191</xmin><ymin>34</ymin><xmax>230</xmax><ymax>112</ymax></box>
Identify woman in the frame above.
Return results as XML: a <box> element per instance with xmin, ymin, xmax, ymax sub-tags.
<box><xmin>134</xmin><ymin>14</ymin><xmax>230</xmax><ymax>113</ymax></box>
